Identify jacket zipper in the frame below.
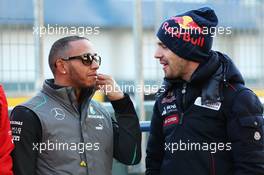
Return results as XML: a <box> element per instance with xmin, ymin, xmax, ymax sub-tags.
<box><xmin>65</xmin><ymin>88</ymin><xmax>95</xmax><ymax>174</ymax></box>
<box><xmin>180</xmin><ymin>83</ymin><xmax>187</xmax><ymax>124</ymax></box>
<box><xmin>79</xmin><ymin>117</ymin><xmax>87</xmax><ymax>168</ymax></box>
<box><xmin>75</xmin><ymin>91</ymin><xmax>95</xmax><ymax>171</ymax></box>
<box><xmin>71</xmin><ymin>102</ymin><xmax>88</xmax><ymax>171</ymax></box>
<box><xmin>210</xmin><ymin>153</ymin><xmax>216</xmax><ymax>175</ymax></box>
<box><xmin>72</xmin><ymin>103</ymin><xmax>88</xmax><ymax>168</ymax></box>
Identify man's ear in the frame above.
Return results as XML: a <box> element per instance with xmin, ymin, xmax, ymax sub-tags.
<box><xmin>55</xmin><ymin>59</ymin><xmax>67</xmax><ymax>74</ymax></box>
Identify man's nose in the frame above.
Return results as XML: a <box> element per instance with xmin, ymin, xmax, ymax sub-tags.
<box><xmin>91</xmin><ymin>60</ymin><xmax>99</xmax><ymax>69</ymax></box>
<box><xmin>154</xmin><ymin>48</ymin><xmax>162</xmax><ymax>60</ymax></box>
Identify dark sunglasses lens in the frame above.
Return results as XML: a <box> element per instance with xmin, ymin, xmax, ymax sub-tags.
<box><xmin>93</xmin><ymin>55</ymin><xmax>101</xmax><ymax>65</ymax></box>
<box><xmin>82</xmin><ymin>54</ymin><xmax>101</xmax><ymax>66</ymax></box>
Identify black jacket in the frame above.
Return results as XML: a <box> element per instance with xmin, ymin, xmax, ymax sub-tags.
<box><xmin>146</xmin><ymin>51</ymin><xmax>264</xmax><ymax>175</ymax></box>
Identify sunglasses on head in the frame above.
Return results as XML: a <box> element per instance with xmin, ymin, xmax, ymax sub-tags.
<box><xmin>63</xmin><ymin>53</ymin><xmax>101</xmax><ymax>66</ymax></box>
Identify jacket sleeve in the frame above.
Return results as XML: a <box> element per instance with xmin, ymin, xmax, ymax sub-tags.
<box><xmin>227</xmin><ymin>89</ymin><xmax>264</xmax><ymax>175</ymax></box>
<box><xmin>145</xmin><ymin>101</ymin><xmax>164</xmax><ymax>175</ymax></box>
<box><xmin>110</xmin><ymin>93</ymin><xmax>142</xmax><ymax>165</ymax></box>
<box><xmin>0</xmin><ymin>86</ymin><xmax>14</xmax><ymax>175</ymax></box>
<box><xmin>10</xmin><ymin>106</ymin><xmax>42</xmax><ymax>175</ymax></box>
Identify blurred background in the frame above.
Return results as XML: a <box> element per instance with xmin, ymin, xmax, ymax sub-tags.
<box><xmin>1</xmin><ymin>0</ymin><xmax>264</xmax><ymax>174</ymax></box>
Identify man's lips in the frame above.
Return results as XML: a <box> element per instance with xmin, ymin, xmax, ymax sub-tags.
<box><xmin>160</xmin><ymin>61</ymin><xmax>169</xmax><ymax>70</ymax></box>
<box><xmin>87</xmin><ymin>72</ymin><xmax>98</xmax><ymax>77</ymax></box>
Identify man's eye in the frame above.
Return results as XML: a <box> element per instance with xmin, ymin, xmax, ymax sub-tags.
<box><xmin>161</xmin><ymin>45</ymin><xmax>167</xmax><ymax>49</ymax></box>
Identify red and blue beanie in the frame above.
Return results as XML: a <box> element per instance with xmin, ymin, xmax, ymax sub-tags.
<box><xmin>157</xmin><ymin>7</ymin><xmax>218</xmax><ymax>63</ymax></box>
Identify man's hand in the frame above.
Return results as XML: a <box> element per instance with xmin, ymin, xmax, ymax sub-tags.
<box><xmin>96</xmin><ymin>73</ymin><xmax>124</xmax><ymax>101</ymax></box>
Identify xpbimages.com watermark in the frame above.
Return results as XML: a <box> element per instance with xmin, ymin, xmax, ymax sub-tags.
<box><xmin>97</xmin><ymin>83</ymin><xmax>166</xmax><ymax>95</ymax></box>
<box><xmin>32</xmin><ymin>140</ymin><xmax>100</xmax><ymax>154</ymax></box>
<box><xmin>33</xmin><ymin>24</ymin><xmax>100</xmax><ymax>37</ymax></box>
<box><xmin>165</xmin><ymin>140</ymin><xmax>232</xmax><ymax>154</ymax></box>
<box><xmin>163</xmin><ymin>24</ymin><xmax>232</xmax><ymax>37</ymax></box>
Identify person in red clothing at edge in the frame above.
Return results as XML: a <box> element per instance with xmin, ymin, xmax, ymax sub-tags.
<box><xmin>0</xmin><ymin>85</ymin><xmax>14</xmax><ymax>175</ymax></box>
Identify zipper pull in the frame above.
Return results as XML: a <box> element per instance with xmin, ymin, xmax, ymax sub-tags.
<box><xmin>181</xmin><ymin>83</ymin><xmax>187</xmax><ymax>94</ymax></box>
<box><xmin>80</xmin><ymin>161</ymin><xmax>87</xmax><ymax>167</ymax></box>
<box><xmin>180</xmin><ymin>83</ymin><xmax>187</xmax><ymax>125</ymax></box>
<box><xmin>181</xmin><ymin>83</ymin><xmax>187</xmax><ymax>109</ymax></box>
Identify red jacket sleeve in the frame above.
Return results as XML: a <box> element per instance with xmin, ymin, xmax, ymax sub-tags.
<box><xmin>0</xmin><ymin>85</ymin><xmax>14</xmax><ymax>175</ymax></box>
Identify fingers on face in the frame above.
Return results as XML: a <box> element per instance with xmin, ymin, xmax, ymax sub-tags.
<box><xmin>96</xmin><ymin>80</ymin><xmax>107</xmax><ymax>85</ymax></box>
<box><xmin>97</xmin><ymin>73</ymin><xmax>112</xmax><ymax>80</ymax></box>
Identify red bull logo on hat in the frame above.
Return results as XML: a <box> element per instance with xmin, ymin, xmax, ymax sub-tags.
<box><xmin>162</xmin><ymin>15</ymin><xmax>205</xmax><ymax>47</ymax></box>
<box><xmin>171</xmin><ymin>16</ymin><xmax>203</xmax><ymax>33</ymax></box>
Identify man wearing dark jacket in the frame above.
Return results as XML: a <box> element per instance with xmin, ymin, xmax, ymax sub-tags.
<box><xmin>11</xmin><ymin>36</ymin><xmax>141</xmax><ymax>175</ymax></box>
<box><xmin>146</xmin><ymin>7</ymin><xmax>264</xmax><ymax>175</ymax></box>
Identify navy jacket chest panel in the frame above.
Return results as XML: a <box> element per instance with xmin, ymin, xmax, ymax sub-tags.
<box><xmin>159</xmin><ymin>82</ymin><xmax>228</xmax><ymax>142</ymax></box>
<box><xmin>183</xmin><ymin>104</ymin><xmax>227</xmax><ymax>140</ymax></box>
<box><xmin>160</xmin><ymin>96</ymin><xmax>227</xmax><ymax>142</ymax></box>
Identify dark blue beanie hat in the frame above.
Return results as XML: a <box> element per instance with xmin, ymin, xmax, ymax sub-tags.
<box><xmin>157</xmin><ymin>7</ymin><xmax>218</xmax><ymax>63</ymax></box>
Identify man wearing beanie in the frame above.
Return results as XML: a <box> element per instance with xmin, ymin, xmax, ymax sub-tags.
<box><xmin>146</xmin><ymin>7</ymin><xmax>264</xmax><ymax>175</ymax></box>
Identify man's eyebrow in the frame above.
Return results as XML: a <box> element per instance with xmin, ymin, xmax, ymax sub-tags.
<box><xmin>157</xmin><ymin>42</ymin><xmax>164</xmax><ymax>46</ymax></box>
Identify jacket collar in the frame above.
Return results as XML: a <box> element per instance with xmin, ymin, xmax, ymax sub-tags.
<box><xmin>41</xmin><ymin>79</ymin><xmax>95</xmax><ymax>110</ymax></box>
<box><xmin>160</xmin><ymin>51</ymin><xmax>245</xmax><ymax>103</ymax></box>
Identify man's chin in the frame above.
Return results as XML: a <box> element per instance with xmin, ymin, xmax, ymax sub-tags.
<box><xmin>164</xmin><ymin>73</ymin><xmax>178</xmax><ymax>79</ymax></box>
<box><xmin>83</xmin><ymin>82</ymin><xmax>96</xmax><ymax>88</ymax></box>
<box><xmin>164</xmin><ymin>70</ymin><xmax>172</xmax><ymax>78</ymax></box>
<box><xmin>164</xmin><ymin>73</ymin><xmax>172</xmax><ymax>79</ymax></box>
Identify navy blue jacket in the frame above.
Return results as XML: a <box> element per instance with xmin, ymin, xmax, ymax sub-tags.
<box><xmin>146</xmin><ymin>51</ymin><xmax>264</xmax><ymax>175</ymax></box>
